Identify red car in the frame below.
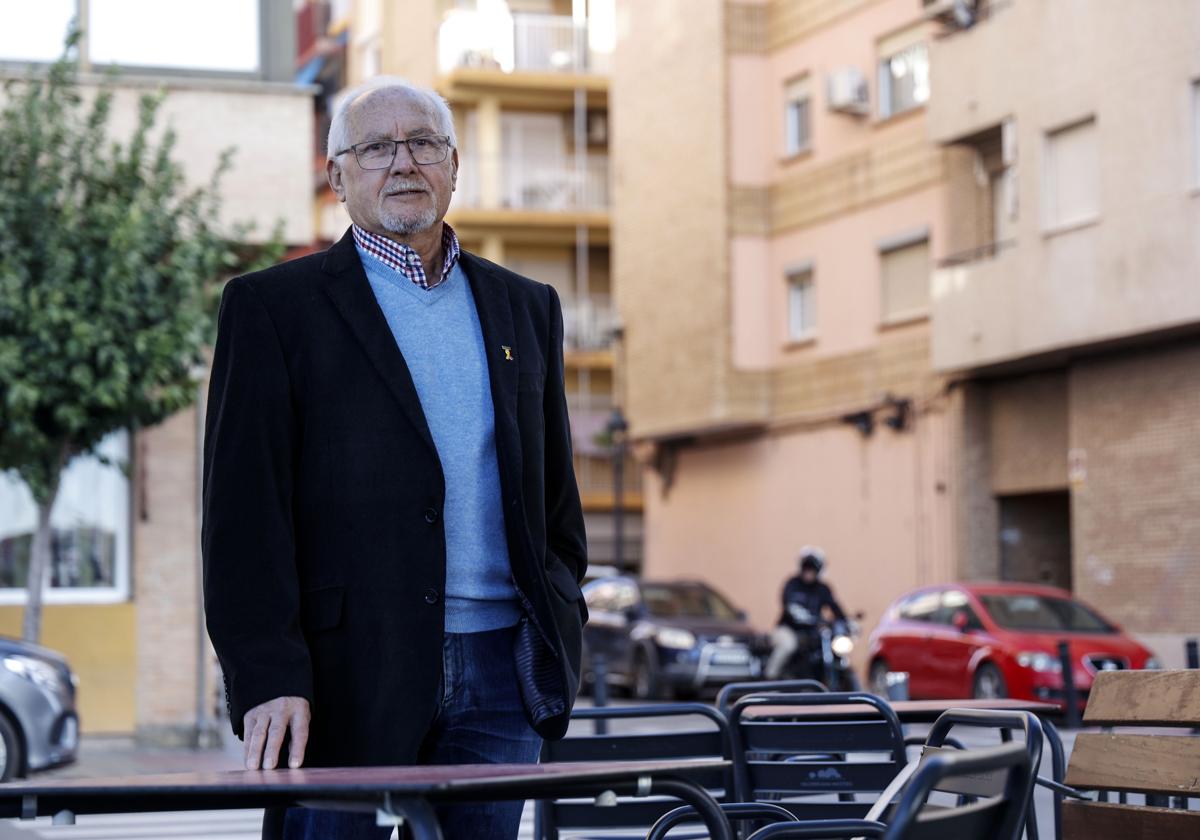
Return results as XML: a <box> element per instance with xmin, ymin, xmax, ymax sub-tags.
<box><xmin>867</xmin><ymin>582</ymin><xmax>1160</xmax><ymax>709</ymax></box>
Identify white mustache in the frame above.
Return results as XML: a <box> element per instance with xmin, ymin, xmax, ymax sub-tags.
<box><xmin>383</xmin><ymin>181</ymin><xmax>427</xmax><ymax>195</ymax></box>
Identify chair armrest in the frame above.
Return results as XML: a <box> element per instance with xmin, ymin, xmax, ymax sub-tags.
<box><xmin>745</xmin><ymin>819</ymin><xmax>888</xmax><ymax>839</ymax></box>
<box><xmin>1035</xmin><ymin>776</ymin><xmax>1094</xmax><ymax>800</ymax></box>
<box><xmin>646</xmin><ymin>802</ymin><xmax>797</xmax><ymax>840</ymax></box>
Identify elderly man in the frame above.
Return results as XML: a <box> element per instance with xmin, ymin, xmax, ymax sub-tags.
<box><xmin>201</xmin><ymin>77</ymin><xmax>588</xmax><ymax>840</ymax></box>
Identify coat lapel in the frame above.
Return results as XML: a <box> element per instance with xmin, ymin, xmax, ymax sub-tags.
<box><xmin>320</xmin><ymin>229</ymin><xmax>439</xmax><ymax>460</ymax></box>
<box><xmin>460</xmin><ymin>252</ymin><xmax>523</xmax><ymax>486</ymax></box>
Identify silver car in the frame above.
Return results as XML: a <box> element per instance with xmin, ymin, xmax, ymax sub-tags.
<box><xmin>0</xmin><ymin>637</ymin><xmax>79</xmax><ymax>780</ymax></box>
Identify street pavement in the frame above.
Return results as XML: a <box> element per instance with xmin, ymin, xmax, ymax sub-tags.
<box><xmin>0</xmin><ymin>704</ymin><xmax>1079</xmax><ymax>839</ymax></box>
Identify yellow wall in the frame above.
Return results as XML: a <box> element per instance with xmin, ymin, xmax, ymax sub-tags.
<box><xmin>0</xmin><ymin>604</ymin><xmax>137</xmax><ymax>734</ymax></box>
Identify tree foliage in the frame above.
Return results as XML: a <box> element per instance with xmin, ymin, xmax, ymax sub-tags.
<box><xmin>0</xmin><ymin>39</ymin><xmax>278</xmax><ymax>499</ymax></box>
<box><xmin>0</xmin><ymin>36</ymin><xmax>282</xmax><ymax>638</ymax></box>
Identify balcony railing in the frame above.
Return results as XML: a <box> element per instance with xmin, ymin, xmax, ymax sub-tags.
<box><xmin>438</xmin><ymin>9</ymin><xmax>611</xmax><ymax>75</ymax></box>
<box><xmin>562</xmin><ymin>294</ymin><xmax>619</xmax><ymax>353</ymax></box>
<box><xmin>937</xmin><ymin>239</ymin><xmax>1017</xmax><ymax>268</ymax></box>
<box><xmin>574</xmin><ymin>452</ymin><xmax>642</xmax><ymax>498</ymax></box>
<box><xmin>455</xmin><ymin>154</ymin><xmax>610</xmax><ymax>212</ymax></box>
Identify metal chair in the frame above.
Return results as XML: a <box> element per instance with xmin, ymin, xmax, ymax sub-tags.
<box><xmin>647</xmin><ymin>690</ymin><xmax>903</xmax><ymax>840</ymax></box>
<box><xmin>715</xmin><ymin>679</ymin><xmax>828</xmax><ymax>716</ymax></box>
<box><xmin>535</xmin><ymin>703</ymin><xmax>732</xmax><ymax>840</ymax></box>
<box><xmin>728</xmin><ymin>692</ymin><xmax>908</xmax><ymax>821</ymax></box>
<box><xmin>922</xmin><ymin>708</ymin><xmax>1044</xmax><ymax>840</ymax></box>
<box><xmin>743</xmin><ymin>741</ymin><xmax>1034</xmax><ymax>840</ymax></box>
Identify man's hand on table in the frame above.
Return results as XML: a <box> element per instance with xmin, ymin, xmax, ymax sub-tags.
<box><xmin>244</xmin><ymin>696</ymin><xmax>310</xmax><ymax>770</ymax></box>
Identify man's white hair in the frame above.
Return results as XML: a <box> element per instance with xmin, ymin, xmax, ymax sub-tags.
<box><xmin>326</xmin><ymin>76</ymin><xmax>457</xmax><ymax>160</ymax></box>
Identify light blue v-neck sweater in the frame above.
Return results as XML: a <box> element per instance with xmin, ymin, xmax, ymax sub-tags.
<box><xmin>357</xmin><ymin>248</ymin><xmax>520</xmax><ymax>633</ymax></box>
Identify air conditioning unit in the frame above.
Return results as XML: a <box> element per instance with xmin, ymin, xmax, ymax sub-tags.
<box><xmin>826</xmin><ymin>68</ymin><xmax>869</xmax><ymax>117</ymax></box>
<box><xmin>923</xmin><ymin>0</ymin><xmax>980</xmax><ymax>27</ymax></box>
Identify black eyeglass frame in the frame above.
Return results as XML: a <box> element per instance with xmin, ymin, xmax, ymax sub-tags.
<box><xmin>333</xmin><ymin>135</ymin><xmax>454</xmax><ymax>169</ymax></box>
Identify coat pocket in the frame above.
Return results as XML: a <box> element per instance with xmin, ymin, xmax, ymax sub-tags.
<box><xmin>301</xmin><ymin>585</ymin><xmax>344</xmax><ymax>632</ymax></box>
<box><xmin>545</xmin><ymin>557</ymin><xmax>584</xmax><ymax>602</ymax></box>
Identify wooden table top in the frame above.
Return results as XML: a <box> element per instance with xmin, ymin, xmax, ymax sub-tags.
<box><xmin>0</xmin><ymin>759</ymin><xmax>731</xmax><ymax>819</ymax></box>
<box><xmin>741</xmin><ymin>698</ymin><xmax>1060</xmax><ymax>722</ymax></box>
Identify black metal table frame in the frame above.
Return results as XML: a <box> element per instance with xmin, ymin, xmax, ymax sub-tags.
<box><xmin>5</xmin><ymin>768</ymin><xmax>733</xmax><ymax>840</ymax></box>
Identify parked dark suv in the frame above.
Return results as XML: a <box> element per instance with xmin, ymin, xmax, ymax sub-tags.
<box><xmin>581</xmin><ymin>577</ymin><xmax>765</xmax><ymax>700</ymax></box>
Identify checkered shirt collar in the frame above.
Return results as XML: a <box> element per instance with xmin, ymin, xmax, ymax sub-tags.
<box><xmin>351</xmin><ymin>223</ymin><xmax>461</xmax><ymax>290</ymax></box>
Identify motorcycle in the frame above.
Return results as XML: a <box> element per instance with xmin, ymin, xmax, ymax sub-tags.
<box><xmin>778</xmin><ymin>604</ymin><xmax>863</xmax><ymax>691</ymax></box>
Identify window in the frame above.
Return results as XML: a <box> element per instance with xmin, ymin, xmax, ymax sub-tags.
<box><xmin>879</xmin><ymin>234</ymin><xmax>930</xmax><ymax>322</ymax></box>
<box><xmin>878</xmin><ymin>39</ymin><xmax>929</xmax><ymax>118</ymax></box>
<box><xmin>0</xmin><ymin>0</ymin><xmax>75</xmax><ymax>63</ymax></box>
<box><xmin>584</xmin><ymin>581</ymin><xmax>618</xmax><ymax>612</ymax></box>
<box><xmin>1043</xmin><ymin>118</ymin><xmax>1099</xmax><ymax>230</ymax></box>
<box><xmin>786</xmin><ymin>264</ymin><xmax>816</xmax><ymax>341</ymax></box>
<box><xmin>1192</xmin><ymin>80</ymin><xmax>1200</xmax><ymax>188</ymax></box>
<box><xmin>0</xmin><ymin>431</ymin><xmax>131</xmax><ymax>604</ymax></box>
<box><xmin>0</xmin><ymin>1</ymin><xmax>267</xmax><ymax>73</ymax></box>
<box><xmin>784</xmin><ymin>75</ymin><xmax>812</xmax><ymax>156</ymax></box>
<box><xmin>899</xmin><ymin>590</ymin><xmax>941</xmax><ymax>622</ymax></box>
<box><xmin>89</xmin><ymin>0</ymin><xmax>260</xmax><ymax>71</ymax></box>
<box><xmin>979</xmin><ymin>594</ymin><xmax>1115</xmax><ymax>633</ymax></box>
<box><xmin>938</xmin><ymin>590</ymin><xmax>983</xmax><ymax>629</ymax></box>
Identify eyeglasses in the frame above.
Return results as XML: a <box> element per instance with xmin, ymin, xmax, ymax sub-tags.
<box><xmin>335</xmin><ymin>135</ymin><xmax>453</xmax><ymax>169</ymax></box>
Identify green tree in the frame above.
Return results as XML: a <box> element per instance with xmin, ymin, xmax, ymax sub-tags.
<box><xmin>0</xmin><ymin>37</ymin><xmax>280</xmax><ymax>641</ymax></box>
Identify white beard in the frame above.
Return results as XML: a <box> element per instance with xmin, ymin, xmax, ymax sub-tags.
<box><xmin>379</xmin><ymin>203</ymin><xmax>439</xmax><ymax>236</ymax></box>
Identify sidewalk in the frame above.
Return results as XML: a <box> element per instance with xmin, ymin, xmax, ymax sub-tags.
<box><xmin>38</xmin><ymin>731</ymin><xmax>246</xmax><ymax>780</ymax></box>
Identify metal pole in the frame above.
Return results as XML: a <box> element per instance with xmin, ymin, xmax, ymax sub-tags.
<box><xmin>1057</xmin><ymin>641</ymin><xmax>1080</xmax><ymax>729</ymax></box>
<box><xmin>613</xmin><ymin>439</ymin><xmax>624</xmax><ymax>574</ymax></box>
<box><xmin>592</xmin><ymin>654</ymin><xmax>609</xmax><ymax>735</ymax></box>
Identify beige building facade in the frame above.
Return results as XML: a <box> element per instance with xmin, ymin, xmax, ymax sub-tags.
<box><xmin>929</xmin><ymin>0</ymin><xmax>1200</xmax><ymax>665</ymax></box>
<box><xmin>613</xmin><ymin>0</ymin><xmax>961</xmax><ymax>671</ymax></box>
<box><xmin>613</xmin><ymin>0</ymin><xmax>1198</xmax><ymax>670</ymax></box>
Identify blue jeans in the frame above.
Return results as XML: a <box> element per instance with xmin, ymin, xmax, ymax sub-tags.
<box><xmin>279</xmin><ymin>625</ymin><xmax>543</xmax><ymax>840</ymax></box>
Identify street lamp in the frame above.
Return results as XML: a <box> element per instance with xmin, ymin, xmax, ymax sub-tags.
<box><xmin>606</xmin><ymin>407</ymin><xmax>629</xmax><ymax>575</ymax></box>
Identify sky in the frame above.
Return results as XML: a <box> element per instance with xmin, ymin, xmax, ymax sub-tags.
<box><xmin>0</xmin><ymin>0</ymin><xmax>260</xmax><ymax>72</ymax></box>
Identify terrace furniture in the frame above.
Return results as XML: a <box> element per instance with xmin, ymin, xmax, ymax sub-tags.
<box><xmin>1060</xmin><ymin>669</ymin><xmax>1200</xmax><ymax>839</ymax></box>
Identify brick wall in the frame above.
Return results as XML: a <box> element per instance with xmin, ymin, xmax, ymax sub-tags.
<box><xmin>989</xmin><ymin>370</ymin><xmax>1068</xmax><ymax>495</ymax></box>
<box><xmin>133</xmin><ymin>405</ymin><xmax>207</xmax><ymax>744</ymax></box>
<box><xmin>955</xmin><ymin>382</ymin><xmax>1000</xmax><ymax>581</ymax></box>
<box><xmin>1069</xmin><ymin>339</ymin><xmax>1200</xmax><ymax>636</ymax></box>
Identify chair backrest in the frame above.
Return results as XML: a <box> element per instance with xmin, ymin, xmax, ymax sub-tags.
<box><xmin>883</xmin><ymin>742</ymin><xmax>1032</xmax><ymax>840</ymax></box>
<box><xmin>1061</xmin><ymin>670</ymin><xmax>1200</xmax><ymax>839</ymax></box>
<box><xmin>716</xmin><ymin>679</ymin><xmax>828</xmax><ymax>716</ymax></box>
<box><xmin>537</xmin><ymin>703</ymin><xmax>732</xmax><ymax>839</ymax></box>
<box><xmin>922</xmin><ymin>707</ymin><xmax>1043</xmax><ymax>833</ymax></box>
<box><xmin>729</xmin><ymin>692</ymin><xmax>907</xmax><ymax>820</ymax></box>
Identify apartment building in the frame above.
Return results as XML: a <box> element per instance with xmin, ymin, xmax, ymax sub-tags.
<box><xmin>927</xmin><ymin>0</ymin><xmax>1200</xmax><ymax>664</ymax></box>
<box><xmin>298</xmin><ymin>0</ymin><xmax>642</xmax><ymax>571</ymax></box>
<box><xmin>612</xmin><ymin>0</ymin><xmax>962</xmax><ymax>657</ymax></box>
<box><xmin>0</xmin><ymin>0</ymin><xmax>313</xmax><ymax>738</ymax></box>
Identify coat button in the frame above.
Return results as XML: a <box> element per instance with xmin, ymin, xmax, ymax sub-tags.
<box><xmin>424</xmin><ymin>507</ymin><xmax>439</xmax><ymax>524</ymax></box>
<box><xmin>424</xmin><ymin>589</ymin><xmax>440</xmax><ymax>605</ymax></box>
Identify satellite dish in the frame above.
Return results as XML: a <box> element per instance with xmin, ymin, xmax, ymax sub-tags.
<box><xmin>953</xmin><ymin>0</ymin><xmax>979</xmax><ymax>27</ymax></box>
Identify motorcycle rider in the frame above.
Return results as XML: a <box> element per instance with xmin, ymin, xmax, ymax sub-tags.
<box><xmin>766</xmin><ymin>547</ymin><xmax>848</xmax><ymax>680</ymax></box>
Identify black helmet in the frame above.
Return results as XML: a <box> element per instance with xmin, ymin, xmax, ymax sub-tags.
<box><xmin>798</xmin><ymin>546</ymin><xmax>826</xmax><ymax>575</ymax></box>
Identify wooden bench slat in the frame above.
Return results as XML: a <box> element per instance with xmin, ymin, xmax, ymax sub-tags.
<box><xmin>1062</xmin><ymin>800</ymin><xmax>1200</xmax><ymax>840</ymax></box>
<box><xmin>1083</xmin><ymin>670</ymin><xmax>1200</xmax><ymax>726</ymax></box>
<box><xmin>1066</xmin><ymin>733</ymin><xmax>1200</xmax><ymax>797</ymax></box>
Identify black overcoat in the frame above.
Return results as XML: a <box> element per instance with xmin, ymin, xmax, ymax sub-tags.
<box><xmin>200</xmin><ymin>228</ymin><xmax>588</xmax><ymax>766</ymax></box>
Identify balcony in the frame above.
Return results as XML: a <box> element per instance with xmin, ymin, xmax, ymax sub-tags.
<box><xmin>459</xmin><ymin>155</ymin><xmax>609</xmax><ymax>212</ymax></box>
<box><xmin>565</xmin><ymin>393</ymin><xmax>642</xmax><ymax>507</ymax></box>
<box><xmin>562</xmin><ymin>294</ymin><xmax>619</xmax><ymax>353</ymax></box>
<box><xmin>574</xmin><ymin>452</ymin><xmax>642</xmax><ymax>504</ymax></box>
<box><xmin>438</xmin><ymin>9</ymin><xmax>611</xmax><ymax>77</ymax></box>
